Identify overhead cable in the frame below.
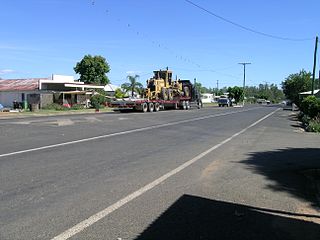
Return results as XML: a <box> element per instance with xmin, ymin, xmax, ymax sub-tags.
<box><xmin>185</xmin><ymin>0</ymin><xmax>313</xmax><ymax>42</ymax></box>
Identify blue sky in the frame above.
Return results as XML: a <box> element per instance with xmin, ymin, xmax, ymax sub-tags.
<box><xmin>0</xmin><ymin>0</ymin><xmax>319</xmax><ymax>88</ymax></box>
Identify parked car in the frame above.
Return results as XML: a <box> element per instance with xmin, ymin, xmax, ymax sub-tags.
<box><xmin>218</xmin><ymin>98</ymin><xmax>232</xmax><ymax>107</ymax></box>
<box><xmin>282</xmin><ymin>100</ymin><xmax>298</xmax><ymax>111</ymax></box>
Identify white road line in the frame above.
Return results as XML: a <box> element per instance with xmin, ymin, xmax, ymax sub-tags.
<box><xmin>51</xmin><ymin>108</ymin><xmax>280</xmax><ymax>240</ymax></box>
<box><xmin>0</xmin><ymin>108</ymin><xmax>261</xmax><ymax>158</ymax></box>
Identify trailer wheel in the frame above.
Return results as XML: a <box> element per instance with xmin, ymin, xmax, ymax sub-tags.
<box><xmin>154</xmin><ymin>102</ymin><xmax>160</xmax><ymax>112</ymax></box>
<box><xmin>181</xmin><ymin>101</ymin><xmax>187</xmax><ymax>110</ymax></box>
<box><xmin>142</xmin><ymin>103</ymin><xmax>148</xmax><ymax>113</ymax></box>
<box><xmin>186</xmin><ymin>101</ymin><xmax>190</xmax><ymax>110</ymax></box>
<box><xmin>148</xmin><ymin>102</ymin><xmax>154</xmax><ymax>112</ymax></box>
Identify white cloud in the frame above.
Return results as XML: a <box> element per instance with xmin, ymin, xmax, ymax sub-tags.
<box><xmin>0</xmin><ymin>69</ymin><xmax>15</xmax><ymax>75</ymax></box>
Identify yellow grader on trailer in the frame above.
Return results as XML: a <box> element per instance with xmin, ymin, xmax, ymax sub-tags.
<box><xmin>110</xmin><ymin>68</ymin><xmax>202</xmax><ymax>112</ymax></box>
<box><xmin>144</xmin><ymin>68</ymin><xmax>190</xmax><ymax>100</ymax></box>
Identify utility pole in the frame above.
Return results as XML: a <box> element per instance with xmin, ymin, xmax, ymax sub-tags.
<box><xmin>238</xmin><ymin>62</ymin><xmax>251</xmax><ymax>105</ymax></box>
<box><xmin>311</xmin><ymin>36</ymin><xmax>318</xmax><ymax>95</ymax></box>
<box><xmin>216</xmin><ymin>80</ymin><xmax>219</xmax><ymax>90</ymax></box>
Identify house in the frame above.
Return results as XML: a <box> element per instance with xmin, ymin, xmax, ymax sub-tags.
<box><xmin>299</xmin><ymin>89</ymin><xmax>320</xmax><ymax>98</ymax></box>
<box><xmin>0</xmin><ymin>78</ymin><xmax>50</xmax><ymax>108</ymax></box>
<box><xmin>0</xmin><ymin>75</ymin><xmax>119</xmax><ymax>109</ymax></box>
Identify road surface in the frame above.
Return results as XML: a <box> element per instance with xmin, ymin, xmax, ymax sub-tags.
<box><xmin>1</xmin><ymin>105</ymin><xmax>319</xmax><ymax>239</ymax></box>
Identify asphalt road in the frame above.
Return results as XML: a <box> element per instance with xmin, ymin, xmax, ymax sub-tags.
<box><xmin>1</xmin><ymin>105</ymin><xmax>320</xmax><ymax>240</ymax></box>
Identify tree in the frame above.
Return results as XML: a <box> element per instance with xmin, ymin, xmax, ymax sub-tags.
<box><xmin>282</xmin><ymin>70</ymin><xmax>311</xmax><ymax>106</ymax></box>
<box><xmin>74</xmin><ymin>55</ymin><xmax>110</xmax><ymax>85</ymax></box>
<box><xmin>114</xmin><ymin>88</ymin><xmax>128</xmax><ymax>99</ymax></box>
<box><xmin>121</xmin><ymin>74</ymin><xmax>143</xmax><ymax>97</ymax></box>
<box><xmin>228</xmin><ymin>86</ymin><xmax>243</xmax><ymax>104</ymax></box>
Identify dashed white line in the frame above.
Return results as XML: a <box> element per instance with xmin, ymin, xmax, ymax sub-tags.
<box><xmin>0</xmin><ymin>108</ymin><xmax>261</xmax><ymax>158</ymax></box>
<box><xmin>51</xmin><ymin>108</ymin><xmax>279</xmax><ymax>240</ymax></box>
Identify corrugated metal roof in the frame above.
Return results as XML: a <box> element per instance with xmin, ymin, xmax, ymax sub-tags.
<box><xmin>0</xmin><ymin>78</ymin><xmax>48</xmax><ymax>91</ymax></box>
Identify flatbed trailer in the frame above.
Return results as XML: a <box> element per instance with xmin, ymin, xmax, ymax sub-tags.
<box><xmin>110</xmin><ymin>97</ymin><xmax>202</xmax><ymax>113</ymax></box>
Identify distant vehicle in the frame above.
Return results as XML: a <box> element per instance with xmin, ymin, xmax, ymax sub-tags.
<box><xmin>257</xmin><ymin>99</ymin><xmax>270</xmax><ymax>105</ymax></box>
<box><xmin>0</xmin><ymin>103</ymin><xmax>3</xmax><ymax>111</ymax></box>
<box><xmin>282</xmin><ymin>100</ymin><xmax>298</xmax><ymax>111</ymax></box>
<box><xmin>218</xmin><ymin>98</ymin><xmax>232</xmax><ymax>107</ymax></box>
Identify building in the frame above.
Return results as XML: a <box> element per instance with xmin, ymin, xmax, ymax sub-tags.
<box><xmin>0</xmin><ymin>75</ymin><xmax>119</xmax><ymax>109</ymax></box>
<box><xmin>299</xmin><ymin>89</ymin><xmax>320</xmax><ymax>98</ymax></box>
<box><xmin>201</xmin><ymin>93</ymin><xmax>215</xmax><ymax>103</ymax></box>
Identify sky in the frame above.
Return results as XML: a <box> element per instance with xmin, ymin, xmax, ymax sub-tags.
<box><xmin>0</xmin><ymin>0</ymin><xmax>319</xmax><ymax>89</ymax></box>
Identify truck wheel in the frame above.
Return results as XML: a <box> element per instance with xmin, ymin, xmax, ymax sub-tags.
<box><xmin>197</xmin><ymin>102</ymin><xmax>201</xmax><ymax>109</ymax></box>
<box><xmin>142</xmin><ymin>103</ymin><xmax>148</xmax><ymax>113</ymax></box>
<box><xmin>154</xmin><ymin>102</ymin><xmax>160</xmax><ymax>112</ymax></box>
<box><xmin>148</xmin><ymin>102</ymin><xmax>154</xmax><ymax>112</ymax></box>
<box><xmin>186</xmin><ymin>101</ymin><xmax>190</xmax><ymax>110</ymax></box>
<box><xmin>181</xmin><ymin>101</ymin><xmax>187</xmax><ymax>110</ymax></box>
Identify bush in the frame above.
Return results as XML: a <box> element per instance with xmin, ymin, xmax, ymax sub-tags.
<box><xmin>300</xmin><ymin>96</ymin><xmax>320</xmax><ymax>118</ymax></box>
<box><xmin>306</xmin><ymin>118</ymin><xmax>320</xmax><ymax>133</ymax></box>
<box><xmin>43</xmin><ymin>103</ymin><xmax>68</xmax><ymax>111</ymax></box>
<box><xmin>70</xmin><ymin>104</ymin><xmax>85</xmax><ymax>110</ymax></box>
<box><xmin>90</xmin><ymin>94</ymin><xmax>105</xmax><ymax>109</ymax></box>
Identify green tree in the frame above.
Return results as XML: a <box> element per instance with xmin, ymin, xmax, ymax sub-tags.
<box><xmin>282</xmin><ymin>70</ymin><xmax>311</xmax><ymax>106</ymax></box>
<box><xmin>121</xmin><ymin>74</ymin><xmax>143</xmax><ymax>97</ymax></box>
<box><xmin>228</xmin><ymin>86</ymin><xmax>244</xmax><ymax>104</ymax></box>
<box><xmin>114</xmin><ymin>88</ymin><xmax>128</xmax><ymax>99</ymax></box>
<box><xmin>74</xmin><ymin>55</ymin><xmax>110</xmax><ymax>85</ymax></box>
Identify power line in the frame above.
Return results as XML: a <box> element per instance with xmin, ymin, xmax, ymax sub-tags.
<box><xmin>185</xmin><ymin>0</ymin><xmax>313</xmax><ymax>42</ymax></box>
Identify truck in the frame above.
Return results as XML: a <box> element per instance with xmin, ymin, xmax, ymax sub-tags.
<box><xmin>110</xmin><ymin>69</ymin><xmax>202</xmax><ymax>112</ymax></box>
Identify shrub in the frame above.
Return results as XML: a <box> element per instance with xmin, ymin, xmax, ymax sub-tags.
<box><xmin>300</xmin><ymin>96</ymin><xmax>320</xmax><ymax>119</ymax></box>
<box><xmin>90</xmin><ymin>94</ymin><xmax>105</xmax><ymax>109</ymax></box>
<box><xmin>43</xmin><ymin>103</ymin><xmax>68</xmax><ymax>111</ymax></box>
<box><xmin>306</xmin><ymin>117</ymin><xmax>320</xmax><ymax>133</ymax></box>
<box><xmin>70</xmin><ymin>104</ymin><xmax>85</xmax><ymax>110</ymax></box>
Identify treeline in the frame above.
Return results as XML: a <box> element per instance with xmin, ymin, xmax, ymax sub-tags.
<box><xmin>196</xmin><ymin>82</ymin><xmax>284</xmax><ymax>103</ymax></box>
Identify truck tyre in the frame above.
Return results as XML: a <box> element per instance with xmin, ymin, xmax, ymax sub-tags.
<box><xmin>197</xmin><ymin>101</ymin><xmax>202</xmax><ymax>109</ymax></box>
<box><xmin>154</xmin><ymin>102</ymin><xmax>160</xmax><ymax>112</ymax></box>
<box><xmin>148</xmin><ymin>102</ymin><xmax>154</xmax><ymax>112</ymax></box>
<box><xmin>161</xmin><ymin>87</ymin><xmax>168</xmax><ymax>100</ymax></box>
<box><xmin>142</xmin><ymin>103</ymin><xmax>148</xmax><ymax>113</ymax></box>
<box><xmin>181</xmin><ymin>101</ymin><xmax>187</xmax><ymax>110</ymax></box>
<box><xmin>186</xmin><ymin>101</ymin><xmax>190</xmax><ymax>110</ymax></box>
<box><xmin>168</xmin><ymin>89</ymin><xmax>173</xmax><ymax>100</ymax></box>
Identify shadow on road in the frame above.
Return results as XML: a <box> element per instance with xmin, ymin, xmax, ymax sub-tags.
<box><xmin>242</xmin><ymin>148</ymin><xmax>320</xmax><ymax>208</ymax></box>
<box><xmin>135</xmin><ymin>194</ymin><xmax>320</xmax><ymax>240</ymax></box>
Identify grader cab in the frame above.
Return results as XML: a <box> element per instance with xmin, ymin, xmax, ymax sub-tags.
<box><xmin>144</xmin><ymin>69</ymin><xmax>189</xmax><ymax>100</ymax></box>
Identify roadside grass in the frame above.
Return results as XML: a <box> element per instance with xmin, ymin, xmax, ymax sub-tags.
<box><xmin>0</xmin><ymin>107</ymin><xmax>114</xmax><ymax>118</ymax></box>
<box><xmin>202</xmin><ymin>103</ymin><xmax>218</xmax><ymax>107</ymax></box>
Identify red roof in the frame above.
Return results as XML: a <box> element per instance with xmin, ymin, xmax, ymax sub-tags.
<box><xmin>0</xmin><ymin>78</ymin><xmax>48</xmax><ymax>91</ymax></box>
